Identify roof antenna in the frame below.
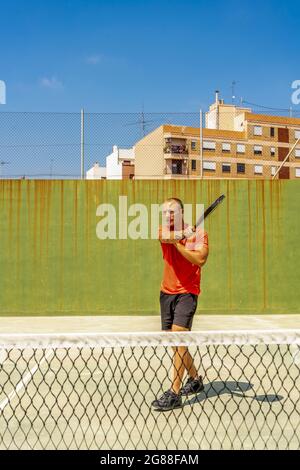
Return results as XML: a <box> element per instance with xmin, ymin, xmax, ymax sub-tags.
<box><xmin>231</xmin><ymin>81</ymin><xmax>237</xmax><ymax>104</ymax></box>
<box><xmin>124</xmin><ymin>103</ymin><xmax>159</xmax><ymax>138</ymax></box>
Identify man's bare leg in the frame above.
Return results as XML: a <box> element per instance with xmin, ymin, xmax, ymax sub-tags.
<box><xmin>170</xmin><ymin>324</ymin><xmax>198</xmax><ymax>394</ymax></box>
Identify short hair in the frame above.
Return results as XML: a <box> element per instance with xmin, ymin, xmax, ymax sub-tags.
<box><xmin>165</xmin><ymin>197</ymin><xmax>184</xmax><ymax>210</ymax></box>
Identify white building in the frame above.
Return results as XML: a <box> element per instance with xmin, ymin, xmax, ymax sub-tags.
<box><xmin>106</xmin><ymin>145</ymin><xmax>135</xmax><ymax>180</ymax></box>
<box><xmin>86</xmin><ymin>162</ymin><xmax>106</xmax><ymax>180</ymax></box>
<box><xmin>86</xmin><ymin>146</ymin><xmax>135</xmax><ymax>180</ymax></box>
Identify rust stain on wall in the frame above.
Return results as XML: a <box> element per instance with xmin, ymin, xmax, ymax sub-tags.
<box><xmin>16</xmin><ymin>181</ymin><xmax>22</xmax><ymax>285</ymax></box>
<box><xmin>39</xmin><ymin>180</ymin><xmax>46</xmax><ymax>260</ymax></box>
<box><xmin>33</xmin><ymin>181</ymin><xmax>39</xmax><ymax>264</ymax></box>
<box><xmin>73</xmin><ymin>181</ymin><xmax>78</xmax><ymax>256</ymax></box>
<box><xmin>273</xmin><ymin>181</ymin><xmax>282</xmax><ymax>254</ymax></box>
<box><xmin>261</xmin><ymin>181</ymin><xmax>267</xmax><ymax>309</ymax></box>
<box><xmin>0</xmin><ymin>181</ymin><xmax>4</xmax><ymax>210</ymax></box>
<box><xmin>45</xmin><ymin>180</ymin><xmax>53</xmax><ymax>257</ymax></box>
<box><xmin>85</xmin><ymin>182</ymin><xmax>90</xmax><ymax>260</ymax></box>
<box><xmin>26</xmin><ymin>181</ymin><xmax>31</xmax><ymax>240</ymax></box>
<box><xmin>247</xmin><ymin>180</ymin><xmax>252</xmax><ymax>271</ymax></box>
<box><xmin>8</xmin><ymin>181</ymin><xmax>14</xmax><ymax>255</ymax></box>
<box><xmin>59</xmin><ymin>181</ymin><xmax>65</xmax><ymax>310</ymax></box>
<box><xmin>226</xmin><ymin>180</ymin><xmax>232</xmax><ymax>308</ymax></box>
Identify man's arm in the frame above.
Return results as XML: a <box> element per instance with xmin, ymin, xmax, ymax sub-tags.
<box><xmin>175</xmin><ymin>242</ymin><xmax>209</xmax><ymax>267</ymax></box>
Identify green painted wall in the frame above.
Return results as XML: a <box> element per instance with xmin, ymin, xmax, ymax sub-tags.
<box><xmin>0</xmin><ymin>180</ymin><xmax>299</xmax><ymax>316</ymax></box>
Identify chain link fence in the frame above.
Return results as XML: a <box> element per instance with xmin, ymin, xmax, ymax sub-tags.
<box><xmin>0</xmin><ymin>111</ymin><xmax>200</xmax><ymax>179</ymax></box>
<box><xmin>1</xmin><ymin>106</ymin><xmax>300</xmax><ymax>179</ymax></box>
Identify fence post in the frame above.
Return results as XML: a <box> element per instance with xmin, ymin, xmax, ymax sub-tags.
<box><xmin>81</xmin><ymin>108</ymin><xmax>85</xmax><ymax>179</ymax></box>
<box><xmin>200</xmin><ymin>109</ymin><xmax>203</xmax><ymax>179</ymax></box>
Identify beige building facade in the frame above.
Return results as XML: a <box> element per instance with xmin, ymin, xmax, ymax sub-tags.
<box><xmin>134</xmin><ymin>99</ymin><xmax>300</xmax><ymax>180</ymax></box>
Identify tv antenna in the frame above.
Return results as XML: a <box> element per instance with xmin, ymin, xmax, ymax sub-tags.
<box><xmin>124</xmin><ymin>104</ymin><xmax>161</xmax><ymax>137</ymax></box>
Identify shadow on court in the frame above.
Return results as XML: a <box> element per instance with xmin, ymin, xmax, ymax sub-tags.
<box><xmin>186</xmin><ymin>381</ymin><xmax>284</xmax><ymax>406</ymax></box>
<box><xmin>153</xmin><ymin>381</ymin><xmax>284</xmax><ymax>412</ymax></box>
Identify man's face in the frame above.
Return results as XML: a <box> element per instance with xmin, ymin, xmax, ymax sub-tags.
<box><xmin>162</xmin><ymin>200</ymin><xmax>183</xmax><ymax>230</ymax></box>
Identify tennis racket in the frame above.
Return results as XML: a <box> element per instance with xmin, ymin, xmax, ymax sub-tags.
<box><xmin>183</xmin><ymin>194</ymin><xmax>226</xmax><ymax>239</ymax></box>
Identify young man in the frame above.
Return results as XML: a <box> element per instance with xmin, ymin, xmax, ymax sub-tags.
<box><xmin>152</xmin><ymin>197</ymin><xmax>209</xmax><ymax>411</ymax></box>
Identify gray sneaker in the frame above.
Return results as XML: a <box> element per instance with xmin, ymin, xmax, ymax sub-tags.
<box><xmin>180</xmin><ymin>376</ymin><xmax>204</xmax><ymax>396</ymax></box>
<box><xmin>152</xmin><ymin>390</ymin><xmax>182</xmax><ymax>411</ymax></box>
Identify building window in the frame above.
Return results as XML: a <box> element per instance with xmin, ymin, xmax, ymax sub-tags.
<box><xmin>203</xmin><ymin>161</ymin><xmax>216</xmax><ymax>171</ymax></box>
<box><xmin>237</xmin><ymin>163</ymin><xmax>245</xmax><ymax>173</ymax></box>
<box><xmin>222</xmin><ymin>143</ymin><xmax>231</xmax><ymax>152</ymax></box>
<box><xmin>295</xmin><ymin>130</ymin><xmax>300</xmax><ymax>140</ymax></box>
<box><xmin>295</xmin><ymin>149</ymin><xmax>300</xmax><ymax>158</ymax></box>
<box><xmin>172</xmin><ymin>160</ymin><xmax>183</xmax><ymax>175</ymax></box>
<box><xmin>254</xmin><ymin>165</ymin><xmax>263</xmax><ymax>175</ymax></box>
<box><xmin>191</xmin><ymin>160</ymin><xmax>196</xmax><ymax>170</ymax></box>
<box><xmin>296</xmin><ymin>168</ymin><xmax>300</xmax><ymax>178</ymax></box>
<box><xmin>271</xmin><ymin>147</ymin><xmax>276</xmax><ymax>157</ymax></box>
<box><xmin>237</xmin><ymin>144</ymin><xmax>245</xmax><ymax>153</ymax></box>
<box><xmin>254</xmin><ymin>145</ymin><xmax>263</xmax><ymax>155</ymax></box>
<box><xmin>222</xmin><ymin>163</ymin><xmax>231</xmax><ymax>173</ymax></box>
<box><xmin>203</xmin><ymin>141</ymin><xmax>216</xmax><ymax>151</ymax></box>
<box><xmin>254</xmin><ymin>126</ymin><xmax>263</xmax><ymax>136</ymax></box>
<box><xmin>191</xmin><ymin>141</ymin><xmax>196</xmax><ymax>150</ymax></box>
<box><xmin>270</xmin><ymin>127</ymin><xmax>275</xmax><ymax>137</ymax></box>
<box><xmin>271</xmin><ymin>166</ymin><xmax>276</xmax><ymax>176</ymax></box>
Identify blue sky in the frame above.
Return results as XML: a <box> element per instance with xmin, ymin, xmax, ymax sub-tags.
<box><xmin>0</xmin><ymin>0</ymin><xmax>300</xmax><ymax>113</ymax></box>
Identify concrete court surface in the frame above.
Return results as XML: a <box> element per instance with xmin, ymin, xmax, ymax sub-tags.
<box><xmin>0</xmin><ymin>314</ymin><xmax>300</xmax><ymax>333</ymax></box>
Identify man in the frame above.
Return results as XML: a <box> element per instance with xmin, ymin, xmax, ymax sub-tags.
<box><xmin>152</xmin><ymin>197</ymin><xmax>209</xmax><ymax>411</ymax></box>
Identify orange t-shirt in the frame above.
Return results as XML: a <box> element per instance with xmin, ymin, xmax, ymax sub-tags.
<box><xmin>160</xmin><ymin>228</ymin><xmax>208</xmax><ymax>296</ymax></box>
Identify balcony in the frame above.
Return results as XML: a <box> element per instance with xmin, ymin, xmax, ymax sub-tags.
<box><xmin>164</xmin><ymin>144</ymin><xmax>188</xmax><ymax>156</ymax></box>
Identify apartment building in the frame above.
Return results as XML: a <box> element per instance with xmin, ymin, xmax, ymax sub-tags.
<box><xmin>134</xmin><ymin>95</ymin><xmax>300</xmax><ymax>180</ymax></box>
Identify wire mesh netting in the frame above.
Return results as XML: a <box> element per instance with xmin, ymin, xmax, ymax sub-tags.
<box><xmin>1</xmin><ymin>107</ymin><xmax>300</xmax><ymax>179</ymax></box>
<box><xmin>0</xmin><ymin>330</ymin><xmax>300</xmax><ymax>450</ymax></box>
<box><xmin>0</xmin><ymin>111</ymin><xmax>200</xmax><ymax>179</ymax></box>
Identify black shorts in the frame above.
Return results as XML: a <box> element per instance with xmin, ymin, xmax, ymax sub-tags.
<box><xmin>160</xmin><ymin>291</ymin><xmax>198</xmax><ymax>331</ymax></box>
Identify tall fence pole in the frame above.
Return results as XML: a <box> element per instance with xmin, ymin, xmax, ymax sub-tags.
<box><xmin>81</xmin><ymin>108</ymin><xmax>85</xmax><ymax>179</ymax></box>
<box><xmin>200</xmin><ymin>109</ymin><xmax>203</xmax><ymax>179</ymax></box>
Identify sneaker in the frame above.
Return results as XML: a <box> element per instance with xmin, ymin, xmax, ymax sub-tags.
<box><xmin>152</xmin><ymin>390</ymin><xmax>182</xmax><ymax>411</ymax></box>
<box><xmin>180</xmin><ymin>376</ymin><xmax>204</xmax><ymax>396</ymax></box>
